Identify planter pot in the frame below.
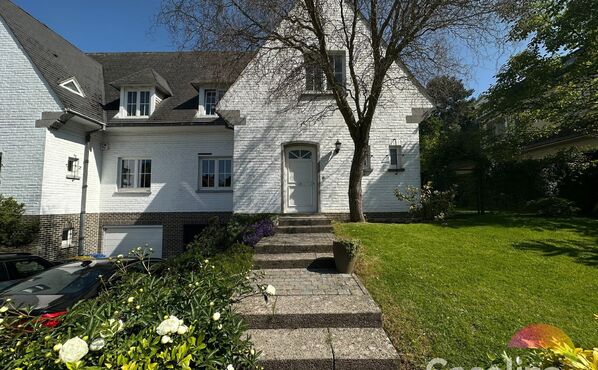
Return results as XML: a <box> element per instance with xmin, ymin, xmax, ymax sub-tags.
<box><xmin>332</xmin><ymin>241</ymin><xmax>358</xmax><ymax>273</ymax></box>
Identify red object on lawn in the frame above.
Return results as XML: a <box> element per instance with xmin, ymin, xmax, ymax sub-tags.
<box><xmin>39</xmin><ymin>311</ymin><xmax>68</xmax><ymax>328</ymax></box>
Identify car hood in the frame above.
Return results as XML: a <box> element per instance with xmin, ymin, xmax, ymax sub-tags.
<box><xmin>1</xmin><ymin>294</ymin><xmax>72</xmax><ymax>314</ymax></box>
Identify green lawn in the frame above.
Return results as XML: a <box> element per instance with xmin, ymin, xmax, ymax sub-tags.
<box><xmin>334</xmin><ymin>214</ymin><xmax>598</xmax><ymax>369</ymax></box>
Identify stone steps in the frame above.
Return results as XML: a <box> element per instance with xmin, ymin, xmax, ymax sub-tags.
<box><xmin>277</xmin><ymin>225</ymin><xmax>334</xmax><ymax>234</ymax></box>
<box><xmin>247</xmin><ymin>328</ymin><xmax>400</xmax><ymax>370</ymax></box>
<box><xmin>253</xmin><ymin>253</ymin><xmax>335</xmax><ymax>269</ymax></box>
<box><xmin>279</xmin><ymin>216</ymin><xmax>332</xmax><ymax>227</ymax></box>
<box><xmin>256</xmin><ymin>233</ymin><xmax>333</xmax><ymax>254</ymax></box>
<box><xmin>235</xmin><ymin>295</ymin><xmax>382</xmax><ymax>329</ymax></box>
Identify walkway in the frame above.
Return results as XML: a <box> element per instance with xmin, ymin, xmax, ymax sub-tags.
<box><xmin>234</xmin><ymin>215</ymin><xmax>400</xmax><ymax>369</ymax></box>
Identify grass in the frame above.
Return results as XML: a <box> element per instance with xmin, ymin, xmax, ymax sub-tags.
<box><xmin>334</xmin><ymin>213</ymin><xmax>598</xmax><ymax>369</ymax></box>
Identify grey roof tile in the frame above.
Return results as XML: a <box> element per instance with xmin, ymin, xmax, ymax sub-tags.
<box><xmin>0</xmin><ymin>0</ymin><xmax>105</xmax><ymax>121</ymax></box>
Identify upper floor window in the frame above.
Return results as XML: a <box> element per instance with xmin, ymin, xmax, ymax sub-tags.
<box><xmin>305</xmin><ymin>51</ymin><xmax>346</xmax><ymax>92</ymax></box>
<box><xmin>124</xmin><ymin>89</ymin><xmax>152</xmax><ymax>117</ymax></box>
<box><xmin>119</xmin><ymin>158</ymin><xmax>152</xmax><ymax>190</ymax></box>
<box><xmin>204</xmin><ymin>89</ymin><xmax>225</xmax><ymax>116</ymax></box>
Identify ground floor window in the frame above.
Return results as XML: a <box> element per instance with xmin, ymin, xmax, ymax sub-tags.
<box><xmin>119</xmin><ymin>159</ymin><xmax>152</xmax><ymax>189</ymax></box>
<box><xmin>199</xmin><ymin>157</ymin><xmax>232</xmax><ymax>190</ymax></box>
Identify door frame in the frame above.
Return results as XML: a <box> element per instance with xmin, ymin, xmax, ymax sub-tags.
<box><xmin>281</xmin><ymin>141</ymin><xmax>320</xmax><ymax>214</ymax></box>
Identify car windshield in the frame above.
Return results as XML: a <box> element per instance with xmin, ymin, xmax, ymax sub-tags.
<box><xmin>2</xmin><ymin>262</ymin><xmax>115</xmax><ymax>296</ymax></box>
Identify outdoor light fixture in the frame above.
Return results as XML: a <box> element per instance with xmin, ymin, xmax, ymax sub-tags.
<box><xmin>334</xmin><ymin>139</ymin><xmax>342</xmax><ymax>154</ymax></box>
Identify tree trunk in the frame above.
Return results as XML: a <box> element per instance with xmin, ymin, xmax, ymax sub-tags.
<box><xmin>348</xmin><ymin>137</ymin><xmax>368</xmax><ymax>222</ymax></box>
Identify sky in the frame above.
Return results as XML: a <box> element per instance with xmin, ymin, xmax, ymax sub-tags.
<box><xmin>12</xmin><ymin>0</ymin><xmax>518</xmax><ymax>96</ymax></box>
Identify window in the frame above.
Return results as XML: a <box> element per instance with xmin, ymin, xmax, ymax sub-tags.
<box><xmin>389</xmin><ymin>145</ymin><xmax>403</xmax><ymax>170</ymax></box>
<box><xmin>204</xmin><ymin>89</ymin><xmax>225</xmax><ymax>116</ymax></box>
<box><xmin>6</xmin><ymin>259</ymin><xmax>50</xmax><ymax>279</ymax></box>
<box><xmin>59</xmin><ymin>77</ymin><xmax>85</xmax><ymax>97</ymax></box>
<box><xmin>363</xmin><ymin>145</ymin><xmax>372</xmax><ymax>173</ymax></box>
<box><xmin>119</xmin><ymin>159</ymin><xmax>152</xmax><ymax>190</ymax></box>
<box><xmin>200</xmin><ymin>157</ymin><xmax>232</xmax><ymax>189</ymax></box>
<box><xmin>288</xmin><ymin>150</ymin><xmax>312</xmax><ymax>159</ymax></box>
<box><xmin>61</xmin><ymin>228</ymin><xmax>73</xmax><ymax>248</ymax></box>
<box><xmin>305</xmin><ymin>51</ymin><xmax>346</xmax><ymax>92</ymax></box>
<box><xmin>67</xmin><ymin>157</ymin><xmax>80</xmax><ymax>179</ymax></box>
<box><xmin>124</xmin><ymin>90</ymin><xmax>152</xmax><ymax>117</ymax></box>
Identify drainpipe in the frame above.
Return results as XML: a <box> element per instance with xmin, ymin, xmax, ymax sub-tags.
<box><xmin>78</xmin><ymin>129</ymin><xmax>101</xmax><ymax>256</ymax></box>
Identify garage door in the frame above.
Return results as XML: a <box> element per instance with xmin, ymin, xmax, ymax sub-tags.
<box><xmin>102</xmin><ymin>225</ymin><xmax>163</xmax><ymax>258</ymax></box>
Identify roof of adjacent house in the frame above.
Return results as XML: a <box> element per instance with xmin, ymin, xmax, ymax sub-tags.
<box><xmin>89</xmin><ymin>51</ymin><xmax>252</xmax><ymax>125</ymax></box>
<box><xmin>0</xmin><ymin>0</ymin><xmax>105</xmax><ymax>122</ymax></box>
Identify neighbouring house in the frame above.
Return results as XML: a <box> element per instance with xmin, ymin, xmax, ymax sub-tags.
<box><xmin>0</xmin><ymin>0</ymin><xmax>432</xmax><ymax>260</ymax></box>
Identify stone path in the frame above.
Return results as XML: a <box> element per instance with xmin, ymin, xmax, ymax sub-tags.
<box><xmin>234</xmin><ymin>215</ymin><xmax>400</xmax><ymax>369</ymax></box>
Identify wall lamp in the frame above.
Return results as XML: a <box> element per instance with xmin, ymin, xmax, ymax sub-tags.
<box><xmin>334</xmin><ymin>139</ymin><xmax>342</xmax><ymax>154</ymax></box>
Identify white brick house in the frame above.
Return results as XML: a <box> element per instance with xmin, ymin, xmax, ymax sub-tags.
<box><xmin>0</xmin><ymin>0</ymin><xmax>432</xmax><ymax>259</ymax></box>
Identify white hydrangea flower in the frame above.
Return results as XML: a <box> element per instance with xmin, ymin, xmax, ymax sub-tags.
<box><xmin>89</xmin><ymin>338</ymin><xmax>105</xmax><ymax>352</ymax></box>
<box><xmin>209</xmin><ymin>301</ymin><xmax>214</xmax><ymax>307</ymax></box>
<box><xmin>265</xmin><ymin>285</ymin><xmax>276</xmax><ymax>296</ymax></box>
<box><xmin>53</xmin><ymin>343</ymin><xmax>62</xmax><ymax>352</ymax></box>
<box><xmin>156</xmin><ymin>315</ymin><xmax>183</xmax><ymax>335</ymax></box>
<box><xmin>177</xmin><ymin>324</ymin><xmax>189</xmax><ymax>335</ymax></box>
<box><xmin>0</xmin><ymin>306</ymin><xmax>8</xmax><ymax>313</ymax></box>
<box><xmin>161</xmin><ymin>335</ymin><xmax>173</xmax><ymax>344</ymax></box>
<box><xmin>127</xmin><ymin>297</ymin><xmax>134</xmax><ymax>303</ymax></box>
<box><xmin>212</xmin><ymin>312</ymin><xmax>221</xmax><ymax>321</ymax></box>
<box><xmin>227</xmin><ymin>365</ymin><xmax>235</xmax><ymax>370</ymax></box>
<box><xmin>59</xmin><ymin>337</ymin><xmax>89</xmax><ymax>364</ymax></box>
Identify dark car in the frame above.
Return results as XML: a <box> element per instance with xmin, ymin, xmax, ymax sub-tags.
<box><xmin>0</xmin><ymin>258</ymin><xmax>162</xmax><ymax>324</ymax></box>
<box><xmin>0</xmin><ymin>253</ymin><xmax>56</xmax><ymax>292</ymax></box>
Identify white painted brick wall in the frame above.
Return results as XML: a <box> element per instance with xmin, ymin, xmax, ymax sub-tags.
<box><xmin>100</xmin><ymin>127</ymin><xmax>234</xmax><ymax>213</ymax></box>
<box><xmin>0</xmin><ymin>17</ymin><xmax>62</xmax><ymax>215</ymax></box>
<box><xmin>220</xmin><ymin>2</ymin><xmax>432</xmax><ymax>214</ymax></box>
<box><xmin>40</xmin><ymin>122</ymin><xmax>95</xmax><ymax>215</ymax></box>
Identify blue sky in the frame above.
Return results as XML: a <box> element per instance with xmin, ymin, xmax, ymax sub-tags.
<box><xmin>12</xmin><ymin>0</ymin><xmax>516</xmax><ymax>95</ymax></box>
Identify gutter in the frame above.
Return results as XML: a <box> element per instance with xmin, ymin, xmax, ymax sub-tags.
<box><xmin>78</xmin><ymin>127</ymin><xmax>103</xmax><ymax>256</ymax></box>
<box><xmin>64</xmin><ymin>108</ymin><xmax>106</xmax><ymax>129</ymax></box>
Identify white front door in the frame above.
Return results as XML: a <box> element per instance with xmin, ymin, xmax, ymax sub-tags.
<box><xmin>285</xmin><ymin>146</ymin><xmax>317</xmax><ymax>213</ymax></box>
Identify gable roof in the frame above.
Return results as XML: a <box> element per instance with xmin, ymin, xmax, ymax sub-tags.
<box><xmin>109</xmin><ymin>68</ymin><xmax>174</xmax><ymax>97</ymax></box>
<box><xmin>89</xmin><ymin>51</ymin><xmax>252</xmax><ymax>125</ymax></box>
<box><xmin>0</xmin><ymin>0</ymin><xmax>105</xmax><ymax>122</ymax></box>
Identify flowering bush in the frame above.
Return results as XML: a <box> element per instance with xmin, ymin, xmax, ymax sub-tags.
<box><xmin>489</xmin><ymin>318</ymin><xmax>598</xmax><ymax>370</ymax></box>
<box><xmin>395</xmin><ymin>182</ymin><xmax>456</xmax><ymax>221</ymax></box>
<box><xmin>526</xmin><ymin>197</ymin><xmax>580</xmax><ymax>217</ymax></box>
<box><xmin>242</xmin><ymin>219</ymin><xmax>275</xmax><ymax>247</ymax></box>
<box><xmin>0</xmin><ymin>244</ymin><xmax>259</xmax><ymax>369</ymax></box>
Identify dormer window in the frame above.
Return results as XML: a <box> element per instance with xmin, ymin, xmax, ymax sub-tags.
<box><xmin>204</xmin><ymin>89</ymin><xmax>225</xmax><ymax>116</ymax></box>
<box><xmin>59</xmin><ymin>77</ymin><xmax>85</xmax><ymax>97</ymax></box>
<box><xmin>122</xmin><ymin>88</ymin><xmax>153</xmax><ymax>117</ymax></box>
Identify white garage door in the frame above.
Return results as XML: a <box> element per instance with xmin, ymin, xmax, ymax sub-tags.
<box><xmin>102</xmin><ymin>225</ymin><xmax>163</xmax><ymax>258</ymax></box>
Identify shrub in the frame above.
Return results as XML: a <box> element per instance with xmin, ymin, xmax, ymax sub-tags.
<box><xmin>242</xmin><ymin>219</ymin><xmax>275</xmax><ymax>247</ymax></box>
<box><xmin>395</xmin><ymin>182</ymin><xmax>456</xmax><ymax>221</ymax></box>
<box><xmin>0</xmin><ymin>246</ymin><xmax>260</xmax><ymax>369</ymax></box>
<box><xmin>189</xmin><ymin>215</ymin><xmax>276</xmax><ymax>253</ymax></box>
<box><xmin>526</xmin><ymin>197</ymin><xmax>580</xmax><ymax>217</ymax></box>
<box><xmin>0</xmin><ymin>194</ymin><xmax>39</xmax><ymax>247</ymax></box>
<box><xmin>333</xmin><ymin>238</ymin><xmax>361</xmax><ymax>259</ymax></box>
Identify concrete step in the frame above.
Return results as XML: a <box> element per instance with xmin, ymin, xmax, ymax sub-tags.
<box><xmin>278</xmin><ymin>217</ymin><xmax>331</xmax><ymax>227</ymax></box>
<box><xmin>235</xmin><ymin>295</ymin><xmax>382</xmax><ymax>329</ymax></box>
<box><xmin>253</xmin><ymin>253</ymin><xmax>335</xmax><ymax>269</ymax></box>
<box><xmin>277</xmin><ymin>225</ymin><xmax>334</xmax><ymax>234</ymax></box>
<box><xmin>247</xmin><ymin>328</ymin><xmax>400</xmax><ymax>370</ymax></box>
<box><xmin>256</xmin><ymin>233</ymin><xmax>334</xmax><ymax>254</ymax></box>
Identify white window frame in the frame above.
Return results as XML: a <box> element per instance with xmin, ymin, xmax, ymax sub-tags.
<box><xmin>198</xmin><ymin>156</ymin><xmax>233</xmax><ymax>191</ymax></box>
<box><xmin>305</xmin><ymin>51</ymin><xmax>346</xmax><ymax>92</ymax></box>
<box><xmin>59</xmin><ymin>77</ymin><xmax>85</xmax><ymax>97</ymax></box>
<box><xmin>199</xmin><ymin>88</ymin><xmax>226</xmax><ymax>116</ymax></box>
<box><xmin>118</xmin><ymin>158</ymin><xmax>152</xmax><ymax>192</ymax></box>
<box><xmin>119</xmin><ymin>88</ymin><xmax>155</xmax><ymax>118</ymax></box>
<box><xmin>61</xmin><ymin>228</ymin><xmax>73</xmax><ymax>248</ymax></box>
<box><xmin>389</xmin><ymin>145</ymin><xmax>403</xmax><ymax>171</ymax></box>
<box><xmin>66</xmin><ymin>156</ymin><xmax>81</xmax><ymax>180</ymax></box>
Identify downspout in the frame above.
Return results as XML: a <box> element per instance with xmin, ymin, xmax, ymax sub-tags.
<box><xmin>78</xmin><ymin>129</ymin><xmax>102</xmax><ymax>256</ymax></box>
